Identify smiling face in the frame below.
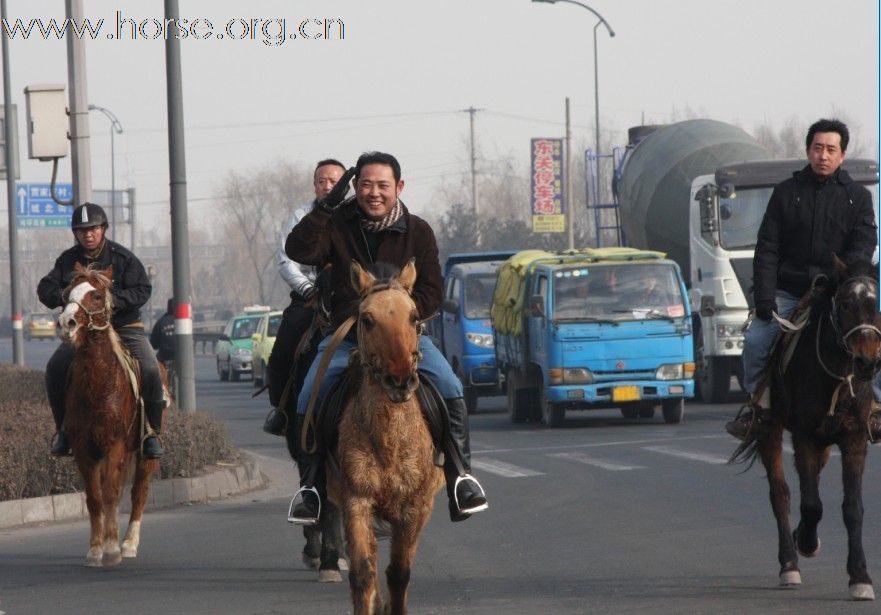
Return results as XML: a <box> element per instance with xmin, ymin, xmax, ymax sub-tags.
<box><xmin>355</xmin><ymin>163</ymin><xmax>404</xmax><ymax>220</ymax></box>
<box><xmin>806</xmin><ymin>131</ymin><xmax>846</xmax><ymax>178</ymax></box>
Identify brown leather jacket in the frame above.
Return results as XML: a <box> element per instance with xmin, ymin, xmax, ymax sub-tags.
<box><xmin>285</xmin><ymin>198</ymin><xmax>443</xmax><ymax>329</ymax></box>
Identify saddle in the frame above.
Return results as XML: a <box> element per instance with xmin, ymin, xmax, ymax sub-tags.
<box><xmin>306</xmin><ymin>363</ymin><xmax>447</xmax><ymax>466</ymax></box>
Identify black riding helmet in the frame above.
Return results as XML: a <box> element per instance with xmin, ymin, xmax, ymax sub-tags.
<box><xmin>71</xmin><ymin>202</ymin><xmax>108</xmax><ymax>230</ymax></box>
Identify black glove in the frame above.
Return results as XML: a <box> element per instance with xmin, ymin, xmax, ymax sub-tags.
<box><xmin>318</xmin><ymin>167</ymin><xmax>356</xmax><ymax>212</ymax></box>
<box><xmin>754</xmin><ymin>300</ymin><xmax>777</xmax><ymax>321</ymax></box>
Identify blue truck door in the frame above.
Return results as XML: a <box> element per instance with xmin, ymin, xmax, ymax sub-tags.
<box><xmin>527</xmin><ymin>273</ymin><xmax>549</xmax><ymax>368</ymax></box>
<box><xmin>442</xmin><ymin>275</ymin><xmax>462</xmax><ymax>366</ymax></box>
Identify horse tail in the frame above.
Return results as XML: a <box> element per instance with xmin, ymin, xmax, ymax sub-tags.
<box><xmin>728</xmin><ymin>436</ymin><xmax>760</xmax><ymax>471</ymax></box>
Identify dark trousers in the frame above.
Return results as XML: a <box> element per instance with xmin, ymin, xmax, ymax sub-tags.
<box><xmin>267</xmin><ymin>299</ymin><xmax>314</xmax><ymax>409</ymax></box>
<box><xmin>46</xmin><ymin>326</ymin><xmax>165</xmax><ymax>431</ymax></box>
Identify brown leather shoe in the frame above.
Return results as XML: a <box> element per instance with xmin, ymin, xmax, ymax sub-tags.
<box><xmin>725</xmin><ymin>402</ymin><xmax>772</xmax><ymax>441</ymax></box>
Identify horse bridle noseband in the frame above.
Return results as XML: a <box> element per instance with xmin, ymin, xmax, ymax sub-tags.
<box><xmin>72</xmin><ymin>296</ymin><xmax>111</xmax><ymax>331</ymax></box>
<box><xmin>828</xmin><ymin>275</ymin><xmax>881</xmax><ymax>355</ymax></box>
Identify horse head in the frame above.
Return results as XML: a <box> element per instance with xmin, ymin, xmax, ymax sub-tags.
<box><xmin>60</xmin><ymin>262</ymin><xmax>115</xmax><ymax>345</ymax></box>
<box><xmin>829</xmin><ymin>256</ymin><xmax>881</xmax><ymax>381</ymax></box>
<box><xmin>350</xmin><ymin>259</ymin><xmax>421</xmax><ymax>403</ymax></box>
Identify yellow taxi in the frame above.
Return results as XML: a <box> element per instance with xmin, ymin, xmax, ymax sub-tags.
<box><xmin>251</xmin><ymin>310</ymin><xmax>283</xmax><ymax>388</ymax></box>
<box><xmin>26</xmin><ymin>311</ymin><xmax>58</xmax><ymax>341</ymax></box>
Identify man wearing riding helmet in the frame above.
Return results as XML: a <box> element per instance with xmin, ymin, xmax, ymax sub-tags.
<box><xmin>285</xmin><ymin>151</ymin><xmax>489</xmax><ymax>525</ymax></box>
<box><xmin>37</xmin><ymin>202</ymin><xmax>166</xmax><ymax>458</ymax></box>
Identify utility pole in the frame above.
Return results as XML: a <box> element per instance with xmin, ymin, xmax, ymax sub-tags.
<box><xmin>165</xmin><ymin>0</ymin><xmax>196</xmax><ymax>413</ymax></box>
<box><xmin>65</xmin><ymin>0</ymin><xmax>91</xmax><ymax>205</ymax></box>
<box><xmin>467</xmin><ymin>106</ymin><xmax>479</xmax><ymax>219</ymax></box>
<box><xmin>565</xmin><ymin>97</ymin><xmax>574</xmax><ymax>250</ymax></box>
<box><xmin>1</xmin><ymin>0</ymin><xmax>22</xmax><ymax>365</ymax></box>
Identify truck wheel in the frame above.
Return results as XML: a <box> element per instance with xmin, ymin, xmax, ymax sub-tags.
<box><xmin>507</xmin><ymin>378</ymin><xmax>529</xmax><ymax>423</ymax></box>
<box><xmin>696</xmin><ymin>339</ymin><xmax>731</xmax><ymax>403</ymax></box>
<box><xmin>540</xmin><ymin>387</ymin><xmax>565</xmax><ymax>428</ymax></box>
<box><xmin>464</xmin><ymin>386</ymin><xmax>478</xmax><ymax>414</ymax></box>
<box><xmin>638</xmin><ymin>404</ymin><xmax>656</xmax><ymax>419</ymax></box>
<box><xmin>662</xmin><ymin>399</ymin><xmax>685</xmax><ymax>424</ymax></box>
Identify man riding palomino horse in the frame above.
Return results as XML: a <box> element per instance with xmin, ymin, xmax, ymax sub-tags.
<box><xmin>285</xmin><ymin>151</ymin><xmax>489</xmax><ymax>525</ymax></box>
<box><xmin>38</xmin><ymin>203</ymin><xmax>166</xmax><ymax>459</ymax></box>
<box><xmin>726</xmin><ymin>118</ymin><xmax>881</xmax><ymax>442</ymax></box>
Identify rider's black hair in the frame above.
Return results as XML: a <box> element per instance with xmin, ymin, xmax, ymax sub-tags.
<box><xmin>806</xmin><ymin>119</ymin><xmax>849</xmax><ymax>152</ymax></box>
<box><xmin>355</xmin><ymin>151</ymin><xmax>401</xmax><ymax>183</ymax></box>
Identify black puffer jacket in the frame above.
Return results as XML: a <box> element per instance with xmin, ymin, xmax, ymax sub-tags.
<box><xmin>753</xmin><ymin>165</ymin><xmax>877</xmax><ymax>303</ymax></box>
<box><xmin>37</xmin><ymin>239</ymin><xmax>152</xmax><ymax>328</ymax></box>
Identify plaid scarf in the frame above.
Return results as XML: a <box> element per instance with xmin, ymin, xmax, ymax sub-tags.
<box><xmin>360</xmin><ymin>200</ymin><xmax>403</xmax><ymax>233</ymax></box>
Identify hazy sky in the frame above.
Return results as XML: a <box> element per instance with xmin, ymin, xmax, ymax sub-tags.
<box><xmin>3</xmin><ymin>0</ymin><xmax>878</xmax><ymax>234</ymax></box>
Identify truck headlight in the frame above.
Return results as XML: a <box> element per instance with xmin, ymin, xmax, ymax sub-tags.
<box><xmin>716</xmin><ymin>324</ymin><xmax>742</xmax><ymax>339</ymax></box>
<box><xmin>655</xmin><ymin>363</ymin><xmax>684</xmax><ymax>380</ymax></box>
<box><xmin>548</xmin><ymin>367</ymin><xmax>594</xmax><ymax>384</ymax></box>
<box><xmin>465</xmin><ymin>333</ymin><xmax>494</xmax><ymax>348</ymax></box>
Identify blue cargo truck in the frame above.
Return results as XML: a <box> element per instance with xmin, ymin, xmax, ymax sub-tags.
<box><xmin>492</xmin><ymin>248</ymin><xmax>695</xmax><ymax>427</ymax></box>
<box><xmin>434</xmin><ymin>252</ymin><xmax>515</xmax><ymax>413</ymax></box>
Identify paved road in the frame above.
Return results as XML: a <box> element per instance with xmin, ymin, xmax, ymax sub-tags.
<box><xmin>2</xmin><ymin>338</ymin><xmax>880</xmax><ymax>614</ymax></box>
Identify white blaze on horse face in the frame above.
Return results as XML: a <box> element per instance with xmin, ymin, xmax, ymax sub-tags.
<box><xmin>853</xmin><ymin>280</ymin><xmax>877</xmax><ymax>303</ymax></box>
<box><xmin>60</xmin><ymin>281</ymin><xmax>97</xmax><ymax>336</ymax></box>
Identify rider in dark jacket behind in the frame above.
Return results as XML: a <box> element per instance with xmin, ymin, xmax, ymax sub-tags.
<box><xmin>726</xmin><ymin>119</ymin><xmax>879</xmax><ymax>441</ymax></box>
<box><xmin>150</xmin><ymin>299</ymin><xmax>175</xmax><ymax>364</ymax></box>
<box><xmin>37</xmin><ymin>203</ymin><xmax>166</xmax><ymax>458</ymax></box>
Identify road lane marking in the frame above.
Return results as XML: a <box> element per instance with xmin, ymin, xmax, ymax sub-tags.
<box><xmin>642</xmin><ymin>445</ymin><xmax>729</xmax><ymax>465</ymax></box>
<box><xmin>473</xmin><ymin>434</ymin><xmax>728</xmax><ymax>456</ymax></box>
<box><xmin>547</xmin><ymin>451</ymin><xmax>645</xmax><ymax>471</ymax></box>
<box><xmin>470</xmin><ymin>458</ymin><xmax>544</xmax><ymax>478</ymax></box>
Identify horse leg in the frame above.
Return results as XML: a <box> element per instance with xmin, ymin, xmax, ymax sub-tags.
<box><xmin>318</xmin><ymin>501</ymin><xmax>342</xmax><ymax>583</ymax></box>
<box><xmin>302</xmin><ymin>525</ymin><xmax>321</xmax><ymax>569</ymax></box>
<box><xmin>386</xmin><ymin>522</ymin><xmax>420</xmax><ymax>615</ymax></box>
<box><xmin>100</xmin><ymin>444</ymin><xmax>126</xmax><ymax>566</ymax></box>
<box><xmin>840</xmin><ymin>437</ymin><xmax>874</xmax><ymax>600</ymax></box>
<box><xmin>122</xmin><ymin>457</ymin><xmax>157</xmax><ymax>558</ymax></box>
<box><xmin>345</xmin><ymin>499</ymin><xmax>381</xmax><ymax>615</ymax></box>
<box><xmin>757</xmin><ymin>428</ymin><xmax>800</xmax><ymax>586</ymax></box>
<box><xmin>77</xmin><ymin>458</ymin><xmax>105</xmax><ymax>567</ymax></box>
<box><xmin>792</xmin><ymin>436</ymin><xmax>828</xmax><ymax>557</ymax></box>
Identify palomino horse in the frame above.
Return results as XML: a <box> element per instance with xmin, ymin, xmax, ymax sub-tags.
<box><xmin>59</xmin><ymin>262</ymin><xmax>160</xmax><ymax>567</ymax></box>
<box><xmin>323</xmin><ymin>260</ymin><xmax>444</xmax><ymax>614</ymax></box>
<box><xmin>732</xmin><ymin>258</ymin><xmax>880</xmax><ymax>600</ymax></box>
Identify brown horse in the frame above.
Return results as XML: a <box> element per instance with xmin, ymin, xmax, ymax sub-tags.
<box><xmin>59</xmin><ymin>262</ymin><xmax>160</xmax><ymax>567</ymax></box>
<box><xmin>324</xmin><ymin>260</ymin><xmax>444</xmax><ymax>614</ymax></box>
<box><xmin>732</xmin><ymin>258</ymin><xmax>880</xmax><ymax>600</ymax></box>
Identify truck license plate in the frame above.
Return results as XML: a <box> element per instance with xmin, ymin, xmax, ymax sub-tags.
<box><xmin>612</xmin><ymin>386</ymin><xmax>640</xmax><ymax>402</ymax></box>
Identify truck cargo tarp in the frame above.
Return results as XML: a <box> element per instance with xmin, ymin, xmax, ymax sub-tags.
<box><xmin>491</xmin><ymin>247</ymin><xmax>665</xmax><ymax>336</ymax></box>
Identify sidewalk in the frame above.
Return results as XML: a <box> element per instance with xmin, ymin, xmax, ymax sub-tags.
<box><xmin>0</xmin><ymin>452</ymin><xmax>274</xmax><ymax>530</ymax></box>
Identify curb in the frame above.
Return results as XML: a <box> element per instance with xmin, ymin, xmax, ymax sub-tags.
<box><xmin>0</xmin><ymin>455</ymin><xmax>266</xmax><ymax>530</ymax></box>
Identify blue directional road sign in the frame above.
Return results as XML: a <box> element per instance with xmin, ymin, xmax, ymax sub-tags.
<box><xmin>15</xmin><ymin>182</ymin><xmax>74</xmax><ymax>228</ymax></box>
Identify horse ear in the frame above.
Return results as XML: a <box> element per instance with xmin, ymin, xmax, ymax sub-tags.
<box><xmin>831</xmin><ymin>253</ymin><xmax>847</xmax><ymax>278</ymax></box>
<box><xmin>350</xmin><ymin>261</ymin><xmax>375</xmax><ymax>296</ymax></box>
<box><xmin>73</xmin><ymin>262</ymin><xmax>84</xmax><ymax>273</ymax></box>
<box><xmin>103</xmin><ymin>265</ymin><xmax>114</xmax><ymax>280</ymax></box>
<box><xmin>397</xmin><ymin>258</ymin><xmax>417</xmax><ymax>293</ymax></box>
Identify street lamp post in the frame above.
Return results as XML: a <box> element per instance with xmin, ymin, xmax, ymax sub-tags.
<box><xmin>532</xmin><ymin>0</ymin><xmax>615</xmax><ymax>168</ymax></box>
<box><xmin>88</xmin><ymin>105</ymin><xmax>123</xmax><ymax>240</ymax></box>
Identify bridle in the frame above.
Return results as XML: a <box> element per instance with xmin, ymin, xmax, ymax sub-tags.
<box><xmin>355</xmin><ymin>281</ymin><xmax>425</xmax><ymax>382</ymax></box>
<box><xmin>828</xmin><ymin>275</ymin><xmax>881</xmax><ymax>355</ymax></box>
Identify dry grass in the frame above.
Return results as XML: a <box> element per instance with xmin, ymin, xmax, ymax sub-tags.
<box><xmin>0</xmin><ymin>364</ymin><xmax>238</xmax><ymax>501</ymax></box>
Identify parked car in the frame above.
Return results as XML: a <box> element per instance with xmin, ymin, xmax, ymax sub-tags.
<box><xmin>251</xmin><ymin>310</ymin><xmax>283</xmax><ymax>388</ymax></box>
<box><xmin>26</xmin><ymin>311</ymin><xmax>58</xmax><ymax>341</ymax></box>
<box><xmin>215</xmin><ymin>306</ymin><xmax>270</xmax><ymax>381</ymax></box>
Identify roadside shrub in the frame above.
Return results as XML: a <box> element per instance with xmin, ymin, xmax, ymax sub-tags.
<box><xmin>0</xmin><ymin>365</ymin><xmax>238</xmax><ymax>501</ymax></box>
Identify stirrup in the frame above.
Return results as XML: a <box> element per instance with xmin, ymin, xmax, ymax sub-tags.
<box><xmin>453</xmin><ymin>474</ymin><xmax>488</xmax><ymax>515</ymax></box>
<box><xmin>287</xmin><ymin>486</ymin><xmax>321</xmax><ymax>526</ymax></box>
<box><xmin>868</xmin><ymin>410</ymin><xmax>881</xmax><ymax>445</ymax></box>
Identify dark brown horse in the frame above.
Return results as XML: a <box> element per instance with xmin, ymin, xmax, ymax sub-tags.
<box><xmin>323</xmin><ymin>260</ymin><xmax>444</xmax><ymax>614</ymax></box>
<box><xmin>733</xmin><ymin>258</ymin><xmax>880</xmax><ymax>600</ymax></box>
<box><xmin>59</xmin><ymin>262</ymin><xmax>160</xmax><ymax>567</ymax></box>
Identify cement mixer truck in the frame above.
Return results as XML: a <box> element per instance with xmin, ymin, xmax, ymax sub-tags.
<box><xmin>613</xmin><ymin>119</ymin><xmax>880</xmax><ymax>402</ymax></box>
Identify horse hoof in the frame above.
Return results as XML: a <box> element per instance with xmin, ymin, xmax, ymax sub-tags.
<box><xmin>318</xmin><ymin>569</ymin><xmax>343</xmax><ymax>583</ymax></box>
<box><xmin>302</xmin><ymin>553</ymin><xmax>319</xmax><ymax>570</ymax></box>
<box><xmin>121</xmin><ymin>544</ymin><xmax>138</xmax><ymax>558</ymax></box>
<box><xmin>779</xmin><ymin>570</ymin><xmax>802</xmax><ymax>587</ymax></box>
<box><xmin>338</xmin><ymin>557</ymin><xmax>348</xmax><ymax>571</ymax></box>
<box><xmin>85</xmin><ymin>549</ymin><xmax>103</xmax><ymax>568</ymax></box>
<box><xmin>851</xmin><ymin>583</ymin><xmax>875</xmax><ymax>601</ymax></box>
<box><xmin>793</xmin><ymin>529</ymin><xmax>821</xmax><ymax>558</ymax></box>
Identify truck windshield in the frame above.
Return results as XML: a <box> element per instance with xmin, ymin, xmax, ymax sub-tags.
<box><xmin>464</xmin><ymin>275</ymin><xmax>495</xmax><ymax>319</ymax></box>
<box><xmin>718</xmin><ymin>186</ymin><xmax>773</xmax><ymax>250</ymax></box>
<box><xmin>719</xmin><ymin>183</ymin><xmax>880</xmax><ymax>250</ymax></box>
<box><xmin>552</xmin><ymin>264</ymin><xmax>686</xmax><ymax>321</ymax></box>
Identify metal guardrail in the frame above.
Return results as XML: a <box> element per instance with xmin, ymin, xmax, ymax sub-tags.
<box><xmin>192</xmin><ymin>320</ymin><xmax>224</xmax><ymax>354</ymax></box>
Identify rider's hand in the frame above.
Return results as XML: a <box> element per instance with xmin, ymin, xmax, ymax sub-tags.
<box><xmin>754</xmin><ymin>300</ymin><xmax>777</xmax><ymax>321</ymax></box>
<box><xmin>318</xmin><ymin>167</ymin><xmax>357</xmax><ymax>212</ymax></box>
